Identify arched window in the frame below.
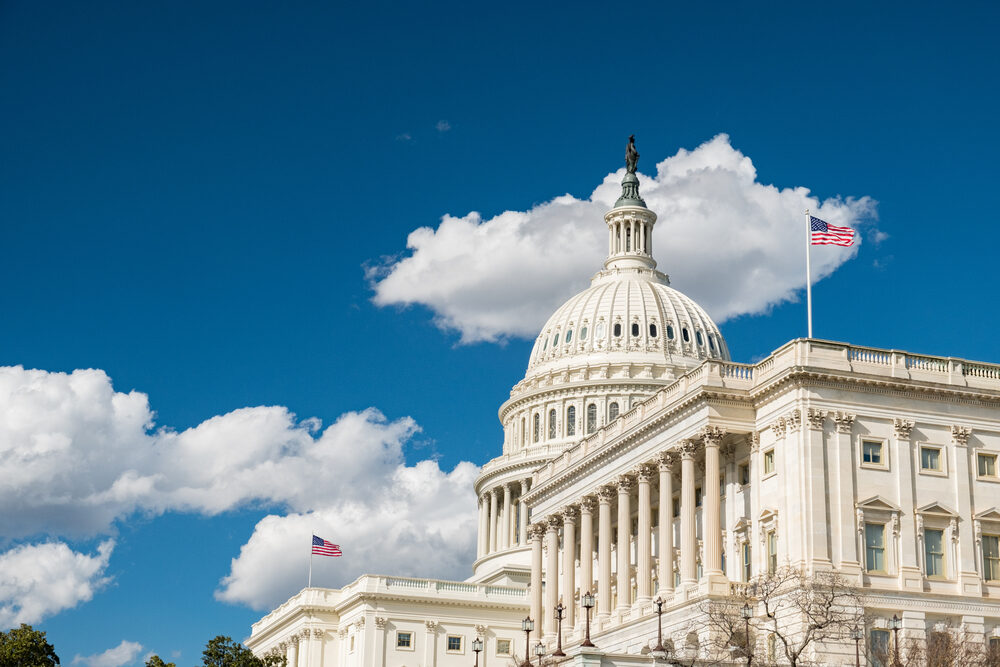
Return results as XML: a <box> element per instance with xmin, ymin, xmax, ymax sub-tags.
<box><xmin>625</xmin><ymin>227</ymin><xmax>631</xmax><ymax>251</ymax></box>
<box><xmin>682</xmin><ymin>327</ymin><xmax>690</xmax><ymax>343</ymax></box>
<box><xmin>580</xmin><ymin>325</ymin><xmax>589</xmax><ymax>340</ymax></box>
<box><xmin>533</xmin><ymin>413</ymin><xmax>540</xmax><ymax>442</ymax></box>
<box><xmin>542</xmin><ymin>336</ymin><xmax>548</xmax><ymax>351</ymax></box>
<box><xmin>595</xmin><ymin>321</ymin><xmax>606</xmax><ymax>339</ymax></box>
<box><xmin>666</xmin><ymin>325</ymin><xmax>674</xmax><ymax>339</ymax></box>
<box><xmin>552</xmin><ymin>334</ymin><xmax>559</xmax><ymax>348</ymax></box>
<box><xmin>649</xmin><ymin>323</ymin><xmax>658</xmax><ymax>338</ymax></box>
<box><xmin>548</xmin><ymin>409</ymin><xmax>556</xmax><ymax>439</ymax></box>
<box><xmin>708</xmin><ymin>335</ymin><xmax>716</xmax><ymax>352</ymax></box>
<box><xmin>631</xmin><ymin>322</ymin><xmax>639</xmax><ymax>337</ymax></box>
<box><xmin>566</xmin><ymin>406</ymin><xmax>576</xmax><ymax>436</ymax></box>
<box><xmin>696</xmin><ymin>331</ymin><xmax>704</xmax><ymax>346</ymax></box>
<box><xmin>587</xmin><ymin>404</ymin><xmax>597</xmax><ymax>434</ymax></box>
<box><xmin>608</xmin><ymin>402</ymin><xmax>619</xmax><ymax>421</ymax></box>
<box><xmin>613</xmin><ymin>323</ymin><xmax>622</xmax><ymax>337</ymax></box>
<box><xmin>565</xmin><ymin>329</ymin><xmax>573</xmax><ymax>344</ymax></box>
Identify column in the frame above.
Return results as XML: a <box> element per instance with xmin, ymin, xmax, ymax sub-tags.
<box><xmin>681</xmin><ymin>441</ymin><xmax>698</xmax><ymax>586</ymax></box>
<box><xmin>831</xmin><ymin>415</ymin><xmax>859</xmax><ymax>575</ymax></box>
<box><xmin>616</xmin><ymin>475</ymin><xmax>634</xmax><ymax>612</ymax></box>
<box><xmin>804</xmin><ymin>410</ymin><xmax>832</xmax><ymax>567</ymax></box>
<box><xmin>597</xmin><ymin>485</ymin><xmax>614</xmax><ymax>618</ymax></box>
<box><xmin>894</xmin><ymin>418</ymin><xmax>921</xmax><ymax>589</ymax></box>
<box><xmin>424</xmin><ymin>620</ymin><xmax>437</xmax><ymax>667</ymax></box>
<box><xmin>578</xmin><ymin>496</ymin><xmax>596</xmax><ymax>631</ymax></box>
<box><xmin>502</xmin><ymin>483</ymin><xmax>513</xmax><ymax>550</ymax></box>
<box><xmin>545</xmin><ymin>516</ymin><xmax>561</xmax><ymax>638</ymax></box>
<box><xmin>562</xmin><ymin>506</ymin><xmax>578</xmax><ymax>629</ymax></box>
<box><xmin>519</xmin><ymin>478</ymin><xmax>531</xmax><ymax>545</ymax></box>
<box><xmin>477</xmin><ymin>494</ymin><xmax>486</xmax><ymax>558</ymax></box>
<box><xmin>635</xmin><ymin>464</ymin><xmax>654</xmax><ymax>604</ymax></box>
<box><xmin>658</xmin><ymin>452</ymin><xmax>675</xmax><ymax>597</ymax></box>
<box><xmin>287</xmin><ymin>637</ymin><xmax>299</xmax><ymax>667</ymax></box>
<box><xmin>952</xmin><ymin>426</ymin><xmax>980</xmax><ymax>594</ymax></box>
<box><xmin>529</xmin><ymin>523</ymin><xmax>544</xmax><ymax>633</ymax></box>
<box><xmin>488</xmin><ymin>488</ymin><xmax>498</xmax><ymax>554</ymax></box>
<box><xmin>702</xmin><ymin>427</ymin><xmax>724</xmax><ymax>578</ymax></box>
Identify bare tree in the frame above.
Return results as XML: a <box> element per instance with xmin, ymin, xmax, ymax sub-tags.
<box><xmin>701</xmin><ymin>566</ymin><xmax>862</xmax><ymax>667</ymax></box>
<box><xmin>897</xmin><ymin>626</ymin><xmax>1000</xmax><ymax>667</ymax></box>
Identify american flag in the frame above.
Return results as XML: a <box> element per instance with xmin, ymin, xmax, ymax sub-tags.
<box><xmin>810</xmin><ymin>216</ymin><xmax>855</xmax><ymax>247</ymax></box>
<box><xmin>312</xmin><ymin>535</ymin><xmax>342</xmax><ymax>557</ymax></box>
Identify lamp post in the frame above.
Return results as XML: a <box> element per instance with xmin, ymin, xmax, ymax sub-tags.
<box><xmin>850</xmin><ymin>627</ymin><xmax>863</xmax><ymax>667</ymax></box>
<box><xmin>520</xmin><ymin>617</ymin><xmax>534</xmax><ymax>667</ymax></box>
<box><xmin>652</xmin><ymin>596</ymin><xmax>666</xmax><ymax>655</ymax></box>
<box><xmin>890</xmin><ymin>615</ymin><xmax>902</xmax><ymax>667</ymax></box>
<box><xmin>581</xmin><ymin>592</ymin><xmax>596</xmax><ymax>648</ymax></box>
<box><xmin>472</xmin><ymin>637</ymin><xmax>483</xmax><ymax>667</ymax></box>
<box><xmin>741</xmin><ymin>602</ymin><xmax>753</xmax><ymax>667</ymax></box>
<box><xmin>553</xmin><ymin>602</ymin><xmax>566</xmax><ymax>656</ymax></box>
<box><xmin>534</xmin><ymin>640</ymin><xmax>545</xmax><ymax>666</ymax></box>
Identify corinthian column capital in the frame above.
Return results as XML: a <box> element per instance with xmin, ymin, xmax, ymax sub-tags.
<box><xmin>700</xmin><ymin>425</ymin><xmax>725</xmax><ymax>447</ymax></box>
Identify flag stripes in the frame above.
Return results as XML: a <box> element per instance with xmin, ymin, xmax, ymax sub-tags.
<box><xmin>312</xmin><ymin>535</ymin><xmax>342</xmax><ymax>557</ymax></box>
<box><xmin>810</xmin><ymin>216</ymin><xmax>855</xmax><ymax>246</ymax></box>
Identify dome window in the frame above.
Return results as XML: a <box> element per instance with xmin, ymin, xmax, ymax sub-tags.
<box><xmin>613</xmin><ymin>323</ymin><xmax>622</xmax><ymax>337</ymax></box>
<box><xmin>595</xmin><ymin>322</ymin><xmax>606</xmax><ymax>339</ymax></box>
<box><xmin>587</xmin><ymin>404</ymin><xmax>597</xmax><ymax>434</ymax></box>
<box><xmin>581</xmin><ymin>325</ymin><xmax>588</xmax><ymax>340</ymax></box>
<box><xmin>631</xmin><ymin>323</ymin><xmax>639</xmax><ymax>337</ymax></box>
<box><xmin>709</xmin><ymin>335</ymin><xmax>716</xmax><ymax>352</ymax></box>
<box><xmin>682</xmin><ymin>327</ymin><xmax>690</xmax><ymax>343</ymax></box>
<box><xmin>548</xmin><ymin>409</ymin><xmax>557</xmax><ymax>439</ymax></box>
<box><xmin>542</xmin><ymin>337</ymin><xmax>548</xmax><ymax>351</ymax></box>
<box><xmin>608</xmin><ymin>402</ymin><xmax>620</xmax><ymax>421</ymax></box>
<box><xmin>696</xmin><ymin>331</ymin><xmax>704</xmax><ymax>346</ymax></box>
<box><xmin>566</xmin><ymin>405</ymin><xmax>576</xmax><ymax>436</ymax></box>
<box><xmin>666</xmin><ymin>325</ymin><xmax>674</xmax><ymax>339</ymax></box>
<box><xmin>553</xmin><ymin>334</ymin><xmax>559</xmax><ymax>348</ymax></box>
<box><xmin>649</xmin><ymin>323</ymin><xmax>658</xmax><ymax>338</ymax></box>
<box><xmin>533</xmin><ymin>414</ymin><xmax>540</xmax><ymax>442</ymax></box>
<box><xmin>565</xmin><ymin>329</ymin><xmax>573</xmax><ymax>344</ymax></box>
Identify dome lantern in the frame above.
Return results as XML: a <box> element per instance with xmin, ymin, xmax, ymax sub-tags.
<box><xmin>605</xmin><ymin>135</ymin><xmax>658</xmax><ymax>271</ymax></box>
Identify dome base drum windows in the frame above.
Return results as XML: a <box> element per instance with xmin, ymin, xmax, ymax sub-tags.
<box><xmin>608</xmin><ymin>402</ymin><xmax>619</xmax><ymax>421</ymax></box>
<box><xmin>566</xmin><ymin>406</ymin><xmax>576</xmax><ymax>436</ymax></box>
<box><xmin>586</xmin><ymin>403</ymin><xmax>597</xmax><ymax>434</ymax></box>
<box><xmin>548</xmin><ymin>409</ymin><xmax>557</xmax><ymax>439</ymax></box>
<box><xmin>613</xmin><ymin>323</ymin><xmax>622</xmax><ymax>338</ymax></box>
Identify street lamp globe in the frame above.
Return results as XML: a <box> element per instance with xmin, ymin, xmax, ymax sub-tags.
<box><xmin>741</xmin><ymin>603</ymin><xmax>752</xmax><ymax>620</ymax></box>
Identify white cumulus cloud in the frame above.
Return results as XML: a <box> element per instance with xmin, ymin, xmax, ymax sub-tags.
<box><xmin>73</xmin><ymin>640</ymin><xmax>144</xmax><ymax>667</ymax></box>
<box><xmin>0</xmin><ymin>365</ymin><xmax>479</xmax><ymax>618</ymax></box>
<box><xmin>370</xmin><ymin>134</ymin><xmax>879</xmax><ymax>343</ymax></box>
<box><xmin>0</xmin><ymin>540</ymin><xmax>113</xmax><ymax>626</ymax></box>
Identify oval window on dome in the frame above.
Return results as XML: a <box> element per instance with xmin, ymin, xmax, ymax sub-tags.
<box><xmin>613</xmin><ymin>323</ymin><xmax>622</xmax><ymax>337</ymax></box>
<box><xmin>682</xmin><ymin>327</ymin><xmax>690</xmax><ymax>343</ymax></box>
<box><xmin>631</xmin><ymin>322</ymin><xmax>639</xmax><ymax>337</ymax></box>
<box><xmin>595</xmin><ymin>322</ymin><xmax>606</xmax><ymax>339</ymax></box>
<box><xmin>709</xmin><ymin>335</ymin><xmax>716</xmax><ymax>352</ymax></box>
<box><xmin>649</xmin><ymin>323</ymin><xmax>658</xmax><ymax>338</ymax></box>
<box><xmin>666</xmin><ymin>325</ymin><xmax>674</xmax><ymax>339</ymax></box>
<box><xmin>565</xmin><ymin>329</ymin><xmax>573</xmax><ymax>344</ymax></box>
<box><xmin>581</xmin><ymin>325</ymin><xmax>588</xmax><ymax>340</ymax></box>
<box><xmin>553</xmin><ymin>334</ymin><xmax>559</xmax><ymax>348</ymax></box>
<box><xmin>542</xmin><ymin>337</ymin><xmax>548</xmax><ymax>351</ymax></box>
<box><xmin>696</xmin><ymin>331</ymin><xmax>704</xmax><ymax>346</ymax></box>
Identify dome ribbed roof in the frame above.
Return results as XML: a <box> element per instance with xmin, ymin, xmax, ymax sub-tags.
<box><xmin>525</xmin><ymin>267</ymin><xmax>729</xmax><ymax>380</ymax></box>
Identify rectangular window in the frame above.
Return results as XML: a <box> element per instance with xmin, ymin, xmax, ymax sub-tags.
<box><xmin>738</xmin><ymin>462</ymin><xmax>750</xmax><ymax>486</ymax></box>
<box><xmin>695</xmin><ymin>487</ymin><xmax>703</xmax><ymax>507</ymax></box>
<box><xmin>979</xmin><ymin>453</ymin><xmax>998</xmax><ymax>478</ymax></box>
<box><xmin>865</xmin><ymin>523</ymin><xmax>886</xmax><ymax>572</ymax></box>
<box><xmin>720</xmin><ymin>475</ymin><xmax>726</xmax><ymax>497</ymax></box>
<box><xmin>862</xmin><ymin>440</ymin><xmax>884</xmax><ymax>466</ymax></box>
<box><xmin>767</xmin><ymin>531</ymin><xmax>777</xmax><ymax>573</ymax></box>
<box><xmin>673</xmin><ymin>497</ymin><xmax>680</xmax><ymax>518</ymax></box>
<box><xmin>446</xmin><ymin>636</ymin><xmax>463</xmax><ymax>652</ymax></box>
<box><xmin>870</xmin><ymin>629</ymin><xmax>891</xmax><ymax>667</ymax></box>
<box><xmin>920</xmin><ymin>446</ymin><xmax>942</xmax><ymax>471</ymax></box>
<box><xmin>742</xmin><ymin>543</ymin><xmax>752</xmax><ymax>581</ymax></box>
<box><xmin>924</xmin><ymin>528</ymin><xmax>945</xmax><ymax>577</ymax></box>
<box><xmin>763</xmin><ymin>449</ymin><xmax>775</xmax><ymax>475</ymax></box>
<box><xmin>396</xmin><ymin>632</ymin><xmax>413</xmax><ymax>649</ymax></box>
<box><xmin>496</xmin><ymin>639</ymin><xmax>511</xmax><ymax>656</ymax></box>
<box><xmin>984</xmin><ymin>535</ymin><xmax>1000</xmax><ymax>581</ymax></box>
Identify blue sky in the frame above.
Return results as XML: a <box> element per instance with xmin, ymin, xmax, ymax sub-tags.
<box><xmin>2</xmin><ymin>1</ymin><xmax>999</xmax><ymax>665</ymax></box>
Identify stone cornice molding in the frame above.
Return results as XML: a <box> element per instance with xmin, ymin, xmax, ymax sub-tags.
<box><xmin>893</xmin><ymin>418</ymin><xmax>915</xmax><ymax>440</ymax></box>
<box><xmin>616</xmin><ymin>474</ymin><xmax>636</xmax><ymax>492</ymax></box>
<box><xmin>834</xmin><ymin>412</ymin><xmax>856</xmax><ymax>433</ymax></box>
<box><xmin>806</xmin><ymin>408</ymin><xmax>826</xmax><ymax>430</ymax></box>
<box><xmin>597</xmin><ymin>484</ymin><xmax>616</xmax><ymax>503</ymax></box>
<box><xmin>634</xmin><ymin>462</ymin><xmax>656</xmax><ymax>482</ymax></box>
<box><xmin>952</xmin><ymin>425</ymin><xmax>972</xmax><ymax>447</ymax></box>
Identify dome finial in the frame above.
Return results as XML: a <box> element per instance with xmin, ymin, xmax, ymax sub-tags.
<box><xmin>615</xmin><ymin>134</ymin><xmax>646</xmax><ymax>208</ymax></box>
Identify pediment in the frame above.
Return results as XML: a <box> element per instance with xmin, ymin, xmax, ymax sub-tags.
<box><xmin>732</xmin><ymin>517</ymin><xmax>751</xmax><ymax>532</ymax></box>
<box><xmin>856</xmin><ymin>495</ymin><xmax>902</xmax><ymax>513</ymax></box>
<box><xmin>916</xmin><ymin>502</ymin><xmax>958</xmax><ymax>517</ymax></box>
<box><xmin>759</xmin><ymin>508</ymin><xmax>779</xmax><ymax>522</ymax></box>
<box><xmin>975</xmin><ymin>507</ymin><xmax>1000</xmax><ymax>522</ymax></box>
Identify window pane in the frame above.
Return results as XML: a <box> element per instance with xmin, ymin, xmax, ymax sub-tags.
<box><xmin>586</xmin><ymin>404</ymin><xmax>596</xmax><ymax>433</ymax></box>
<box><xmin>608</xmin><ymin>402</ymin><xmax>619</xmax><ymax>421</ymax></box>
<box><xmin>980</xmin><ymin>454</ymin><xmax>997</xmax><ymax>476</ymax></box>
<box><xmin>921</xmin><ymin>448</ymin><xmax>940</xmax><ymax>470</ymax></box>
<box><xmin>863</xmin><ymin>441</ymin><xmax>882</xmax><ymax>464</ymax></box>
<box><xmin>764</xmin><ymin>451</ymin><xmax>775</xmax><ymax>474</ymax></box>
<box><xmin>548</xmin><ymin>409</ymin><xmax>556</xmax><ymax>439</ymax></box>
<box><xmin>865</xmin><ymin>523</ymin><xmax>885</xmax><ymax>572</ymax></box>
<box><xmin>566</xmin><ymin>406</ymin><xmax>576</xmax><ymax>436</ymax></box>
<box><xmin>984</xmin><ymin>536</ymin><xmax>1000</xmax><ymax>581</ymax></box>
<box><xmin>924</xmin><ymin>529</ymin><xmax>944</xmax><ymax>576</ymax></box>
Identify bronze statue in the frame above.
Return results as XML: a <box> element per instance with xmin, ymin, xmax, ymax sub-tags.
<box><xmin>625</xmin><ymin>134</ymin><xmax>639</xmax><ymax>173</ymax></box>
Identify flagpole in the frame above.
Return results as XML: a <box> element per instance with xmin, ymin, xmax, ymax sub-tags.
<box><xmin>308</xmin><ymin>534</ymin><xmax>313</xmax><ymax>589</ymax></box>
<box><xmin>805</xmin><ymin>209</ymin><xmax>813</xmax><ymax>339</ymax></box>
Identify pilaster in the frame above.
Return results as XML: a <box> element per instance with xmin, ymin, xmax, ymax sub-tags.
<box><xmin>952</xmin><ymin>425</ymin><xmax>981</xmax><ymax>595</ymax></box>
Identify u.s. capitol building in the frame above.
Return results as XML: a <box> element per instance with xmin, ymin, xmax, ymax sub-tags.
<box><xmin>246</xmin><ymin>141</ymin><xmax>1000</xmax><ymax>665</ymax></box>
